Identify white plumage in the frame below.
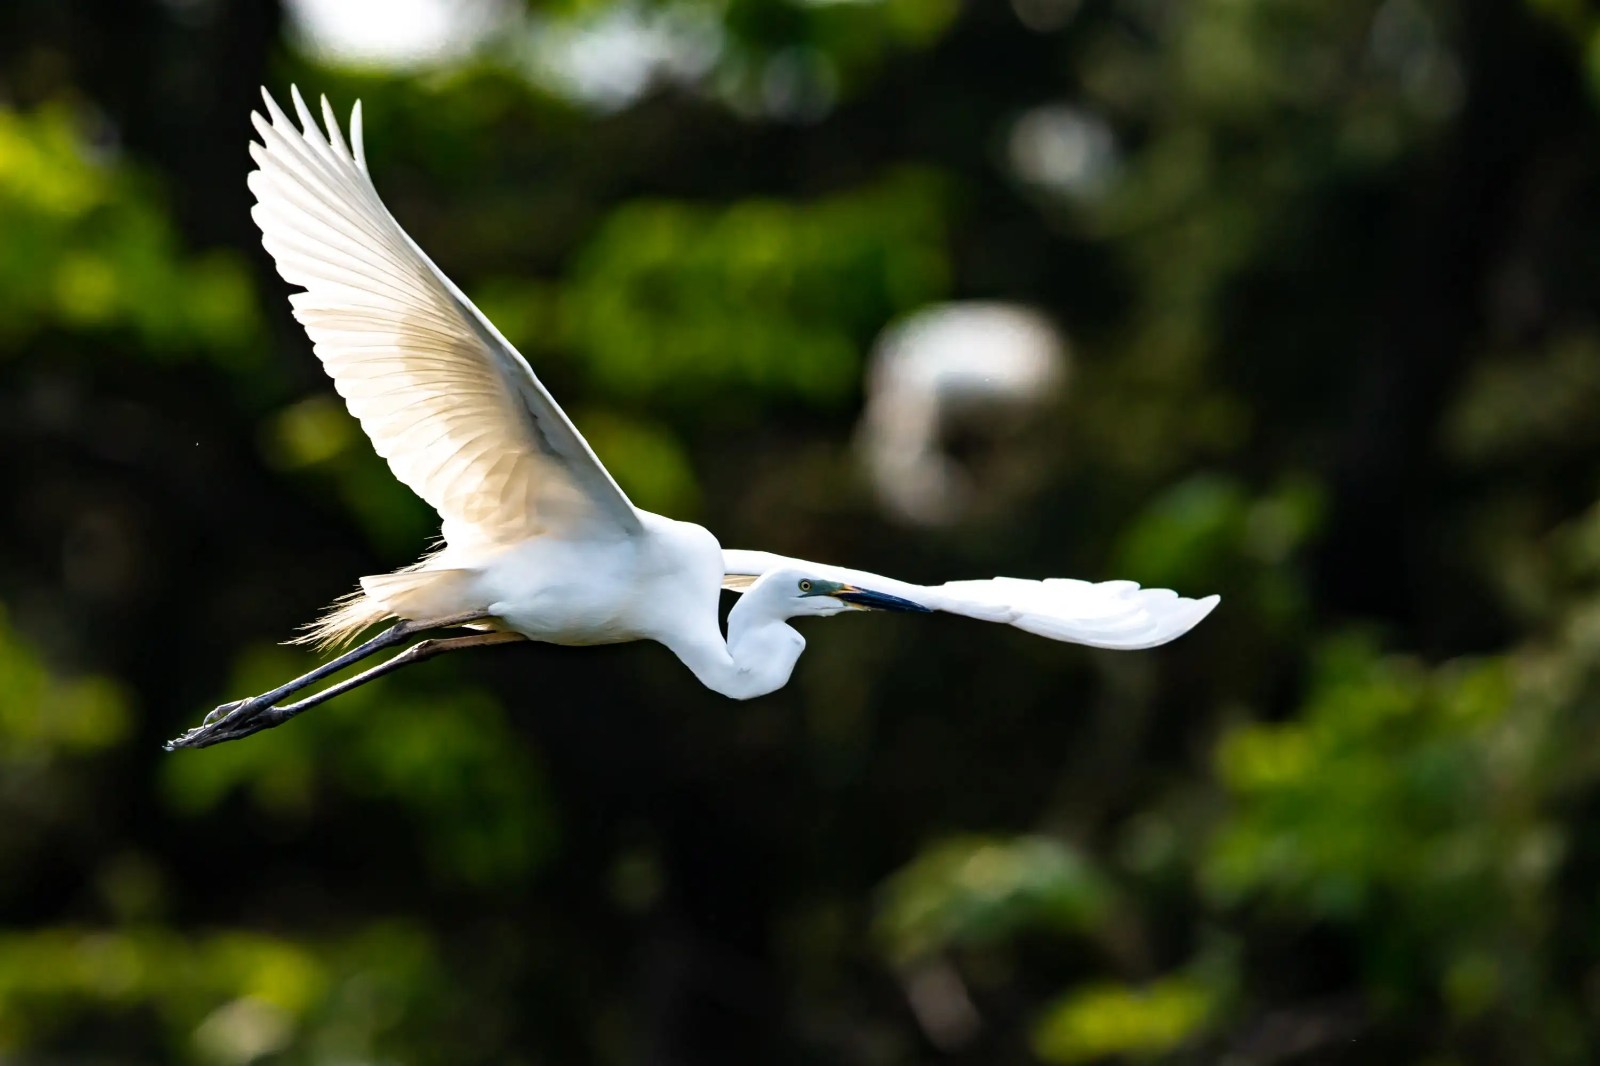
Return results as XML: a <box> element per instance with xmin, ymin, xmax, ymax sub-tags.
<box><xmin>167</xmin><ymin>87</ymin><xmax>1219</xmax><ymax>750</ymax></box>
<box><xmin>721</xmin><ymin>551</ymin><xmax>1215</xmax><ymax>651</ymax></box>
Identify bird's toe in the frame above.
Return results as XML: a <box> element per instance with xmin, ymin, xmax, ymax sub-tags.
<box><xmin>202</xmin><ymin>699</ymin><xmax>249</xmax><ymax>726</ymax></box>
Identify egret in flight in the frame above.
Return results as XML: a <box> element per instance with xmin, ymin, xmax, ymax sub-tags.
<box><xmin>166</xmin><ymin>89</ymin><xmax>1219</xmax><ymax>751</ymax></box>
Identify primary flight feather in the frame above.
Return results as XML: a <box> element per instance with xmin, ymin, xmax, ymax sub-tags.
<box><xmin>247</xmin><ymin>89</ymin><xmax>637</xmax><ymax>548</ymax></box>
<box><xmin>167</xmin><ymin>88</ymin><xmax>1219</xmax><ymax>750</ymax></box>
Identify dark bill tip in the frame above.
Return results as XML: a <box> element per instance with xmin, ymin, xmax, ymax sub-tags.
<box><xmin>837</xmin><ymin>588</ymin><xmax>932</xmax><ymax>613</ymax></box>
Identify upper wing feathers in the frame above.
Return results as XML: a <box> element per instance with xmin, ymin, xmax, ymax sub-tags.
<box><xmin>250</xmin><ymin>86</ymin><xmax>639</xmax><ymax>546</ymax></box>
<box><xmin>721</xmin><ymin>549</ymin><xmax>1218</xmax><ymax>650</ymax></box>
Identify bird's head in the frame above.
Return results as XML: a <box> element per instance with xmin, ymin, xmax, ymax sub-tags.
<box><xmin>755</xmin><ymin>568</ymin><xmax>931</xmax><ymax>618</ymax></box>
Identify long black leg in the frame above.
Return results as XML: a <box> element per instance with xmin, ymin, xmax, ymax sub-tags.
<box><xmin>168</xmin><ymin>631</ymin><xmax>526</xmax><ymax>750</ymax></box>
<box><xmin>164</xmin><ymin>611</ymin><xmax>497</xmax><ymax>751</ymax></box>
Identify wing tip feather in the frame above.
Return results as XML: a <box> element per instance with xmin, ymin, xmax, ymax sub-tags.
<box><xmin>290</xmin><ymin>83</ymin><xmax>312</xmax><ymax>128</ymax></box>
<box><xmin>351</xmin><ymin>99</ymin><xmax>367</xmax><ymax>173</ymax></box>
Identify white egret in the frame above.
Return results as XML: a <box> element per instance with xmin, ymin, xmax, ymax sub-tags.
<box><xmin>857</xmin><ymin>301</ymin><xmax>1068</xmax><ymax>526</ymax></box>
<box><xmin>166</xmin><ymin>88</ymin><xmax>1219</xmax><ymax>751</ymax></box>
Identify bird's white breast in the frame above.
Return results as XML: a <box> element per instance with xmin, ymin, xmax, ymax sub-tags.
<box><xmin>475</xmin><ymin>512</ymin><xmax>724</xmax><ymax>647</ymax></box>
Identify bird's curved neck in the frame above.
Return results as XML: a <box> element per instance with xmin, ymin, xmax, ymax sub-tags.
<box><xmin>668</xmin><ymin>593</ymin><xmax>805</xmax><ymax>700</ymax></box>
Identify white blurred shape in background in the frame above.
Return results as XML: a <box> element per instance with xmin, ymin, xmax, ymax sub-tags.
<box><xmin>285</xmin><ymin>0</ymin><xmax>507</xmax><ymax>68</ymax></box>
<box><xmin>857</xmin><ymin>302</ymin><xmax>1069</xmax><ymax>527</ymax></box>
<box><xmin>1008</xmin><ymin>104</ymin><xmax>1117</xmax><ymax>200</ymax></box>
<box><xmin>517</xmin><ymin>2</ymin><xmax>725</xmax><ymax>112</ymax></box>
<box><xmin>286</xmin><ymin>0</ymin><xmax>725</xmax><ymax>113</ymax></box>
<box><xmin>1010</xmin><ymin>0</ymin><xmax>1082</xmax><ymax>33</ymax></box>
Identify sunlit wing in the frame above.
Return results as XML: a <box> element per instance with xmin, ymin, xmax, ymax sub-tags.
<box><xmin>249</xmin><ymin>86</ymin><xmax>640</xmax><ymax>546</ymax></box>
<box><xmin>722</xmin><ymin>549</ymin><xmax>1219</xmax><ymax>650</ymax></box>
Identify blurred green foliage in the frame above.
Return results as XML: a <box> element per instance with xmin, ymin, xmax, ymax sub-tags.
<box><xmin>0</xmin><ymin>105</ymin><xmax>261</xmax><ymax>362</ymax></box>
<box><xmin>563</xmin><ymin>172</ymin><xmax>949</xmax><ymax>406</ymax></box>
<box><xmin>0</xmin><ymin>922</ymin><xmax>439</xmax><ymax>1063</ymax></box>
<box><xmin>0</xmin><ymin>603</ymin><xmax>128</xmax><ymax>760</ymax></box>
<box><xmin>1032</xmin><ymin>975</ymin><xmax>1216</xmax><ymax>1064</ymax></box>
<box><xmin>163</xmin><ymin>646</ymin><xmax>557</xmax><ymax>887</ymax></box>
<box><xmin>876</xmin><ymin>836</ymin><xmax>1111</xmax><ymax>967</ymax></box>
<box><xmin>4</xmin><ymin>0</ymin><xmax>1600</xmax><ymax>1061</ymax></box>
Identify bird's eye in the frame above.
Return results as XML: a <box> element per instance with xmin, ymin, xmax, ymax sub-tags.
<box><xmin>798</xmin><ymin>579</ymin><xmax>813</xmax><ymax>593</ymax></box>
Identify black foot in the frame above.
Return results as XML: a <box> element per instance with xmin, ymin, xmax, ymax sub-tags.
<box><xmin>165</xmin><ymin>697</ymin><xmax>288</xmax><ymax>751</ymax></box>
<box><xmin>203</xmin><ymin>698</ymin><xmax>248</xmax><ymax>726</ymax></box>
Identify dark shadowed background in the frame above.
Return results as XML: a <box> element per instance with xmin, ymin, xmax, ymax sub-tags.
<box><xmin>3</xmin><ymin>0</ymin><xmax>1600</xmax><ymax>1062</ymax></box>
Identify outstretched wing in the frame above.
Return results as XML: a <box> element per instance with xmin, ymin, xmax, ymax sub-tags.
<box><xmin>722</xmin><ymin>549</ymin><xmax>1218</xmax><ymax>651</ymax></box>
<box><xmin>250</xmin><ymin>87</ymin><xmax>640</xmax><ymax>547</ymax></box>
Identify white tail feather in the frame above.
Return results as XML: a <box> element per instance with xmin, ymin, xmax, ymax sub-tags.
<box><xmin>293</xmin><ymin>560</ymin><xmax>486</xmax><ymax>651</ymax></box>
<box><xmin>293</xmin><ymin>588</ymin><xmax>393</xmax><ymax>650</ymax></box>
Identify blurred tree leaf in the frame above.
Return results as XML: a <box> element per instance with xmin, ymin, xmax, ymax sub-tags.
<box><xmin>573</xmin><ymin>407</ymin><xmax>703</xmax><ymax>515</ymax></box>
<box><xmin>563</xmin><ymin>170</ymin><xmax>949</xmax><ymax>408</ymax></box>
<box><xmin>0</xmin><ymin>104</ymin><xmax>264</xmax><ymax>367</ymax></box>
<box><xmin>0</xmin><ymin>602</ymin><xmax>129</xmax><ymax>761</ymax></box>
<box><xmin>162</xmin><ymin>646</ymin><xmax>557</xmax><ymax>888</ymax></box>
<box><xmin>1032</xmin><ymin>973</ymin><xmax>1216</xmax><ymax>1064</ymax></box>
<box><xmin>875</xmin><ymin>835</ymin><xmax>1112</xmax><ymax>967</ymax></box>
<box><xmin>1203</xmin><ymin>634</ymin><xmax>1568</xmax><ymax>1021</ymax></box>
<box><xmin>0</xmin><ymin>922</ymin><xmax>438</xmax><ymax>1064</ymax></box>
